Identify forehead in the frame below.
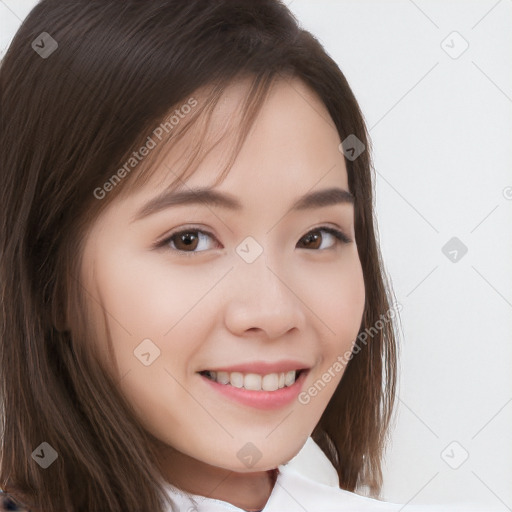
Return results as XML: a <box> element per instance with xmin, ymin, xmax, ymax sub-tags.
<box><xmin>128</xmin><ymin>76</ymin><xmax>349</xmax><ymax>207</ymax></box>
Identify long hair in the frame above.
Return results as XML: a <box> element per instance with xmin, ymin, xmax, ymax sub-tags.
<box><xmin>0</xmin><ymin>1</ymin><xmax>399</xmax><ymax>510</ymax></box>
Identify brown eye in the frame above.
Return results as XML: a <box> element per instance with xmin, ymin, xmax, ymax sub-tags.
<box><xmin>297</xmin><ymin>227</ymin><xmax>351</xmax><ymax>250</ymax></box>
<box><xmin>160</xmin><ymin>229</ymin><xmax>218</xmax><ymax>255</ymax></box>
<box><xmin>172</xmin><ymin>231</ymin><xmax>199</xmax><ymax>251</ymax></box>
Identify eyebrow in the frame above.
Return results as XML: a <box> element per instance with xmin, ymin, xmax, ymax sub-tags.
<box><xmin>132</xmin><ymin>186</ymin><xmax>354</xmax><ymax>222</ymax></box>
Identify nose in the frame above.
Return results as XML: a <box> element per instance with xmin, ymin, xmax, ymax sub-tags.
<box><xmin>223</xmin><ymin>252</ymin><xmax>307</xmax><ymax>339</ymax></box>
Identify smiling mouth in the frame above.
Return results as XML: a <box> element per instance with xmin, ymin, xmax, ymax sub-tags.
<box><xmin>199</xmin><ymin>369</ymin><xmax>307</xmax><ymax>391</ymax></box>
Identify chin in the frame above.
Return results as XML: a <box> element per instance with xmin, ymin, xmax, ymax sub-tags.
<box><xmin>236</xmin><ymin>435</ymin><xmax>310</xmax><ymax>472</ymax></box>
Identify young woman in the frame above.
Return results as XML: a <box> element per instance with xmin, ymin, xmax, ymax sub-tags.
<box><xmin>0</xmin><ymin>1</ymin><xmax>404</xmax><ymax>510</ymax></box>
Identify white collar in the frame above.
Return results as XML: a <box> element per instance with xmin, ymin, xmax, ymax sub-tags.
<box><xmin>161</xmin><ymin>437</ymin><xmax>405</xmax><ymax>511</ymax></box>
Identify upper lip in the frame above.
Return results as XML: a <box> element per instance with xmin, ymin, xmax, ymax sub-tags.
<box><xmin>199</xmin><ymin>360</ymin><xmax>311</xmax><ymax>375</ymax></box>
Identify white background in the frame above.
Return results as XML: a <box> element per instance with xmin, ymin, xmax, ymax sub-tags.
<box><xmin>1</xmin><ymin>0</ymin><xmax>511</xmax><ymax>509</ymax></box>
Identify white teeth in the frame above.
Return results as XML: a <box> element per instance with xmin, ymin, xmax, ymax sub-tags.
<box><xmin>244</xmin><ymin>373</ymin><xmax>262</xmax><ymax>390</ymax></box>
<box><xmin>216</xmin><ymin>371</ymin><xmax>229</xmax><ymax>384</ymax></box>
<box><xmin>284</xmin><ymin>370</ymin><xmax>295</xmax><ymax>387</ymax></box>
<box><xmin>230</xmin><ymin>372</ymin><xmax>244</xmax><ymax>388</ymax></box>
<box><xmin>204</xmin><ymin>370</ymin><xmax>300</xmax><ymax>391</ymax></box>
<box><xmin>262</xmin><ymin>373</ymin><xmax>279</xmax><ymax>391</ymax></box>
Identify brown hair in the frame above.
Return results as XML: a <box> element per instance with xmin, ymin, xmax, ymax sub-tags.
<box><xmin>0</xmin><ymin>1</ymin><xmax>399</xmax><ymax>510</ymax></box>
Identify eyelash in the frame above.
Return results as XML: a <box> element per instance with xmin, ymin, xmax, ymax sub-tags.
<box><xmin>154</xmin><ymin>225</ymin><xmax>352</xmax><ymax>257</ymax></box>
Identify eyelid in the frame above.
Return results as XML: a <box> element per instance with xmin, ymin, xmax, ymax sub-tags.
<box><xmin>153</xmin><ymin>223</ymin><xmax>352</xmax><ymax>256</ymax></box>
<box><xmin>152</xmin><ymin>224</ymin><xmax>218</xmax><ymax>252</ymax></box>
<box><xmin>317</xmin><ymin>226</ymin><xmax>352</xmax><ymax>244</ymax></box>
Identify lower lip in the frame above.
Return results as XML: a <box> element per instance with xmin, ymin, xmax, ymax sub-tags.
<box><xmin>199</xmin><ymin>370</ymin><xmax>309</xmax><ymax>410</ymax></box>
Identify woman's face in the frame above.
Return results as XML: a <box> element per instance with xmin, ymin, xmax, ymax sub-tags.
<box><xmin>81</xmin><ymin>77</ymin><xmax>365</xmax><ymax>473</ymax></box>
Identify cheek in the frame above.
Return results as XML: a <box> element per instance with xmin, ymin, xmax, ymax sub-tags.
<box><xmin>298</xmin><ymin>253</ymin><xmax>365</xmax><ymax>402</ymax></box>
<box><xmin>305</xmin><ymin>252</ymin><xmax>365</xmax><ymax>348</ymax></box>
<box><xmin>337</xmin><ymin>260</ymin><xmax>365</xmax><ymax>343</ymax></box>
<box><xmin>86</xmin><ymin>253</ymin><xmax>216</xmax><ymax>438</ymax></box>
<box><xmin>82</xmin><ymin>248</ymin><xmax>207</xmax><ymax>395</ymax></box>
<box><xmin>92</xmin><ymin>248</ymin><xmax>222</xmax><ymax>341</ymax></box>
<box><xmin>86</xmin><ymin>248</ymin><xmax>222</xmax><ymax>384</ymax></box>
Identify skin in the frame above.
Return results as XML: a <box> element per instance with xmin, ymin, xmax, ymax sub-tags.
<box><xmin>81</xmin><ymin>77</ymin><xmax>365</xmax><ymax>511</ymax></box>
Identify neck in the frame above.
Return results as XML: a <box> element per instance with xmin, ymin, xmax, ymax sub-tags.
<box><xmin>157</xmin><ymin>444</ymin><xmax>278</xmax><ymax>511</ymax></box>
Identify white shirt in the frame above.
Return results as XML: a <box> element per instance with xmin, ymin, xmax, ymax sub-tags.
<box><xmin>162</xmin><ymin>437</ymin><xmax>484</xmax><ymax>511</ymax></box>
